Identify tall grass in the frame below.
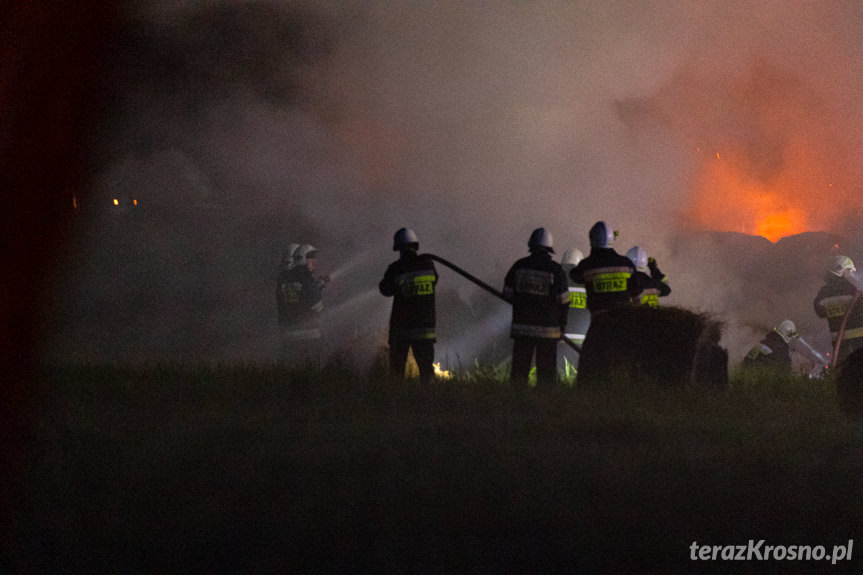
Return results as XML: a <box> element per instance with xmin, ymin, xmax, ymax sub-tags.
<box><xmin>10</xmin><ymin>363</ymin><xmax>862</xmax><ymax>573</ymax></box>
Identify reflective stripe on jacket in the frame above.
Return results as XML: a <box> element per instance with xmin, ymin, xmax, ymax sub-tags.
<box><xmin>504</xmin><ymin>250</ymin><xmax>569</xmax><ymax>339</ymax></box>
<box><xmin>570</xmin><ymin>248</ymin><xmax>637</xmax><ymax>313</ymax></box>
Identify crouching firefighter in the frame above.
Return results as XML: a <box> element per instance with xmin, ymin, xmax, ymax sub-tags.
<box><xmin>741</xmin><ymin>320</ymin><xmax>798</xmax><ymax>376</ymax></box>
<box><xmin>379</xmin><ymin>228</ymin><xmax>438</xmax><ymax>383</ymax></box>
<box><xmin>503</xmin><ymin>228</ymin><xmax>570</xmax><ymax>387</ymax></box>
<box><xmin>278</xmin><ymin>244</ymin><xmax>330</xmax><ymax>365</ymax></box>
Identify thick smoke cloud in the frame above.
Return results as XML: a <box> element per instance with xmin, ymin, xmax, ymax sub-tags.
<box><xmin>41</xmin><ymin>1</ymin><xmax>863</xmax><ymax>370</ymax></box>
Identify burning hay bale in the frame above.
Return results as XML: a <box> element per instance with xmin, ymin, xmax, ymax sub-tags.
<box><xmin>576</xmin><ymin>306</ymin><xmax>727</xmax><ymax>388</ymax></box>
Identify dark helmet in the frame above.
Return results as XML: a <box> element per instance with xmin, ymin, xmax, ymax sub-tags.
<box><xmin>528</xmin><ymin>227</ymin><xmax>554</xmax><ymax>253</ymax></box>
<box><xmin>393</xmin><ymin>228</ymin><xmax>419</xmax><ymax>251</ymax></box>
<box><xmin>589</xmin><ymin>221</ymin><xmax>617</xmax><ymax>248</ymax></box>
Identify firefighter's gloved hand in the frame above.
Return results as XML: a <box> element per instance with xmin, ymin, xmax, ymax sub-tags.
<box><xmin>647</xmin><ymin>257</ymin><xmax>659</xmax><ymax>272</ymax></box>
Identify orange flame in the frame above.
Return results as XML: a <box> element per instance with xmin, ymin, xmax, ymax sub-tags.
<box><xmin>689</xmin><ymin>149</ymin><xmax>811</xmax><ymax>242</ymax></box>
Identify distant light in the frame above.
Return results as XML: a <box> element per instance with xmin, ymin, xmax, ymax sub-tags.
<box><xmin>72</xmin><ymin>195</ymin><xmax>77</xmax><ymax>209</ymax></box>
<box><xmin>133</xmin><ymin>199</ymin><xmax>138</xmax><ymax>206</ymax></box>
<box><xmin>113</xmin><ymin>198</ymin><xmax>119</xmax><ymax>205</ymax></box>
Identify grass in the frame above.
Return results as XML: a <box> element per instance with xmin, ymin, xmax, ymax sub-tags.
<box><xmin>9</xmin><ymin>363</ymin><xmax>863</xmax><ymax>573</ymax></box>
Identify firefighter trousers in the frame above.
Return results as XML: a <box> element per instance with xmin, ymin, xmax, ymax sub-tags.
<box><xmin>390</xmin><ymin>340</ymin><xmax>435</xmax><ymax>383</ymax></box>
<box><xmin>511</xmin><ymin>337</ymin><xmax>558</xmax><ymax>387</ymax></box>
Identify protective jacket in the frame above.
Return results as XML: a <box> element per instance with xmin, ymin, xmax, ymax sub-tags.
<box><xmin>814</xmin><ymin>273</ymin><xmax>863</xmax><ymax>363</ymax></box>
<box><xmin>569</xmin><ymin>247</ymin><xmax>637</xmax><ymax>315</ymax></box>
<box><xmin>278</xmin><ymin>265</ymin><xmax>324</xmax><ymax>339</ymax></box>
<box><xmin>561</xmin><ymin>262</ymin><xmax>589</xmax><ymax>344</ymax></box>
<box><xmin>503</xmin><ymin>250</ymin><xmax>570</xmax><ymax>339</ymax></box>
<box><xmin>741</xmin><ymin>330</ymin><xmax>791</xmax><ymax>374</ymax></box>
<box><xmin>632</xmin><ymin>261</ymin><xmax>671</xmax><ymax>307</ymax></box>
<box><xmin>379</xmin><ymin>251</ymin><xmax>438</xmax><ymax>343</ymax></box>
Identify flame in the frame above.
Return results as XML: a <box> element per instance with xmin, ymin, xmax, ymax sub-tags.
<box><xmin>688</xmin><ymin>149</ymin><xmax>810</xmax><ymax>242</ymax></box>
<box><xmin>433</xmin><ymin>362</ymin><xmax>451</xmax><ymax>379</ymax></box>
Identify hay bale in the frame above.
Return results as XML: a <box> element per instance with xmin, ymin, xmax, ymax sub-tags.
<box><xmin>836</xmin><ymin>348</ymin><xmax>863</xmax><ymax>421</ymax></box>
<box><xmin>577</xmin><ymin>306</ymin><xmax>727</xmax><ymax>387</ymax></box>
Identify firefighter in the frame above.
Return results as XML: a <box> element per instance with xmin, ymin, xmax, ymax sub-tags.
<box><xmin>570</xmin><ymin>221</ymin><xmax>638</xmax><ymax>318</ymax></box>
<box><xmin>279</xmin><ymin>244</ymin><xmax>330</xmax><ymax>365</ymax></box>
<box><xmin>561</xmin><ymin>248</ymin><xmax>589</xmax><ymax>346</ymax></box>
<box><xmin>379</xmin><ymin>228</ymin><xmax>438</xmax><ymax>383</ymax></box>
<box><xmin>276</xmin><ymin>243</ymin><xmax>300</xmax><ymax>325</ymax></box>
<box><xmin>741</xmin><ymin>320</ymin><xmax>798</xmax><ymax>375</ymax></box>
<box><xmin>503</xmin><ymin>228</ymin><xmax>570</xmax><ymax>387</ymax></box>
<box><xmin>814</xmin><ymin>255</ymin><xmax>863</xmax><ymax>366</ymax></box>
<box><xmin>626</xmin><ymin>246</ymin><xmax>671</xmax><ymax>307</ymax></box>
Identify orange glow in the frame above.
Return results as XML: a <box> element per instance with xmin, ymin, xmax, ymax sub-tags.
<box><xmin>688</xmin><ymin>151</ymin><xmax>810</xmax><ymax>241</ymax></box>
<box><xmin>113</xmin><ymin>198</ymin><xmax>119</xmax><ymax>205</ymax></box>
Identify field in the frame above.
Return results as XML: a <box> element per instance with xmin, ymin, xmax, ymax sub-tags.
<box><xmin>8</xmin><ymin>363</ymin><xmax>863</xmax><ymax>573</ymax></box>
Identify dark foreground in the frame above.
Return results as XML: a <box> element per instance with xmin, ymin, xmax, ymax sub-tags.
<box><xmin>7</xmin><ymin>364</ymin><xmax>863</xmax><ymax>573</ymax></box>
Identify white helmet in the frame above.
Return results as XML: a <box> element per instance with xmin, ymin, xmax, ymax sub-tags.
<box><xmin>393</xmin><ymin>228</ymin><xmax>419</xmax><ymax>251</ymax></box>
<box><xmin>282</xmin><ymin>243</ymin><xmax>300</xmax><ymax>268</ymax></box>
<box><xmin>561</xmin><ymin>248</ymin><xmax>584</xmax><ymax>266</ymax></box>
<box><xmin>775</xmin><ymin>319</ymin><xmax>798</xmax><ymax>343</ymax></box>
<box><xmin>829</xmin><ymin>255</ymin><xmax>856</xmax><ymax>277</ymax></box>
<box><xmin>528</xmin><ymin>227</ymin><xmax>554</xmax><ymax>253</ymax></box>
<box><xmin>626</xmin><ymin>246</ymin><xmax>648</xmax><ymax>273</ymax></box>
<box><xmin>293</xmin><ymin>244</ymin><xmax>318</xmax><ymax>266</ymax></box>
<box><xmin>589</xmin><ymin>221</ymin><xmax>617</xmax><ymax>248</ymax></box>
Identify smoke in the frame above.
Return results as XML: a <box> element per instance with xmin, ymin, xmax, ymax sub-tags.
<box><xmin>40</xmin><ymin>1</ymin><xmax>863</xmax><ymax>369</ymax></box>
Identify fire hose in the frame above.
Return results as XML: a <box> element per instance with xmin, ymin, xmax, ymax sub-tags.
<box><xmin>423</xmin><ymin>253</ymin><xmax>582</xmax><ymax>354</ymax></box>
<box><xmin>831</xmin><ymin>291</ymin><xmax>861</xmax><ymax>368</ymax></box>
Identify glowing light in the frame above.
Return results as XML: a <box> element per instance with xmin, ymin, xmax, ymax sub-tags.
<box><xmin>688</xmin><ymin>150</ymin><xmax>810</xmax><ymax>241</ymax></box>
<box><xmin>113</xmin><ymin>198</ymin><xmax>119</xmax><ymax>205</ymax></box>
<box><xmin>754</xmin><ymin>212</ymin><xmax>804</xmax><ymax>242</ymax></box>
<box><xmin>133</xmin><ymin>199</ymin><xmax>138</xmax><ymax>206</ymax></box>
<box><xmin>433</xmin><ymin>362</ymin><xmax>451</xmax><ymax>379</ymax></box>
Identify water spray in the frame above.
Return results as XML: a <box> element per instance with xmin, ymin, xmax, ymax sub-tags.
<box><xmin>325</xmin><ymin>250</ymin><xmax>373</xmax><ymax>283</ymax></box>
<box><xmin>423</xmin><ymin>253</ymin><xmax>582</xmax><ymax>354</ymax></box>
<box><xmin>796</xmin><ymin>336</ymin><xmax>828</xmax><ymax>365</ymax></box>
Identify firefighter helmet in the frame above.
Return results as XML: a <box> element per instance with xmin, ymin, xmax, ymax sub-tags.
<box><xmin>829</xmin><ymin>255</ymin><xmax>856</xmax><ymax>277</ymax></box>
<box><xmin>589</xmin><ymin>221</ymin><xmax>617</xmax><ymax>248</ymax></box>
<box><xmin>393</xmin><ymin>228</ymin><xmax>419</xmax><ymax>251</ymax></box>
<box><xmin>294</xmin><ymin>244</ymin><xmax>317</xmax><ymax>266</ymax></box>
<box><xmin>561</xmin><ymin>248</ymin><xmax>584</xmax><ymax>266</ymax></box>
<box><xmin>281</xmin><ymin>244</ymin><xmax>300</xmax><ymax>268</ymax></box>
<box><xmin>626</xmin><ymin>246</ymin><xmax>648</xmax><ymax>273</ymax></box>
<box><xmin>775</xmin><ymin>319</ymin><xmax>799</xmax><ymax>343</ymax></box>
<box><xmin>528</xmin><ymin>227</ymin><xmax>554</xmax><ymax>253</ymax></box>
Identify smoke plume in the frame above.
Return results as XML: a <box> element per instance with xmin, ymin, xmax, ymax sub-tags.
<box><xmin>41</xmin><ymin>1</ymin><xmax>863</xmax><ymax>369</ymax></box>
